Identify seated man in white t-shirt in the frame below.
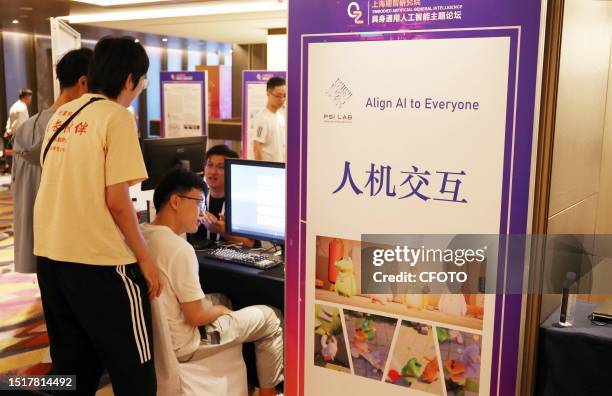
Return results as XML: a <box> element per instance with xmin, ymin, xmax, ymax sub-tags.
<box><xmin>252</xmin><ymin>76</ymin><xmax>286</xmax><ymax>162</ymax></box>
<box><xmin>141</xmin><ymin>167</ymin><xmax>283</xmax><ymax>396</ymax></box>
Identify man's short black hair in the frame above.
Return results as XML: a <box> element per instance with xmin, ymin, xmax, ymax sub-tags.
<box><xmin>88</xmin><ymin>36</ymin><xmax>149</xmax><ymax>99</ymax></box>
<box><xmin>18</xmin><ymin>88</ymin><xmax>32</xmax><ymax>99</ymax></box>
<box><xmin>205</xmin><ymin>144</ymin><xmax>239</xmax><ymax>162</ymax></box>
<box><xmin>153</xmin><ymin>167</ymin><xmax>205</xmax><ymax>212</ymax></box>
<box><xmin>266</xmin><ymin>76</ymin><xmax>286</xmax><ymax>91</ymax></box>
<box><xmin>57</xmin><ymin>48</ymin><xmax>93</xmax><ymax>90</ymax></box>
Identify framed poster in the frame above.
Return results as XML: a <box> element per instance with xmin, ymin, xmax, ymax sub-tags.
<box><xmin>160</xmin><ymin>71</ymin><xmax>207</xmax><ymax>138</ymax></box>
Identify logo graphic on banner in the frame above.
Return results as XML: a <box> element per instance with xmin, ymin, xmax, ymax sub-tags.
<box><xmin>324</xmin><ymin>78</ymin><xmax>354</xmax><ymax>123</ymax></box>
<box><xmin>326</xmin><ymin>78</ymin><xmax>353</xmax><ymax>108</ymax></box>
<box><xmin>347</xmin><ymin>2</ymin><xmax>364</xmax><ymax>24</ymax></box>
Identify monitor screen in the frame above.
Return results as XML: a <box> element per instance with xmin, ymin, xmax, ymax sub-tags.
<box><xmin>225</xmin><ymin>159</ymin><xmax>285</xmax><ymax>243</ymax></box>
<box><xmin>141</xmin><ymin>136</ymin><xmax>207</xmax><ymax>190</ymax></box>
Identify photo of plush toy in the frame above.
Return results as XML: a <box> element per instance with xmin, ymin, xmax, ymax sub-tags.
<box><xmin>386</xmin><ymin>321</ymin><xmax>444</xmax><ymax>395</ymax></box>
<box><xmin>314</xmin><ymin>304</ymin><xmax>351</xmax><ymax>372</ymax></box>
<box><xmin>437</xmin><ymin>327</ymin><xmax>482</xmax><ymax>396</ymax></box>
<box><xmin>314</xmin><ymin>235</ymin><xmax>485</xmax><ymax>331</ymax></box>
<box><xmin>343</xmin><ymin>309</ymin><xmax>397</xmax><ymax>381</ymax></box>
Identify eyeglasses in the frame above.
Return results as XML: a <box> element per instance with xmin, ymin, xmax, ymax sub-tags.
<box><xmin>269</xmin><ymin>92</ymin><xmax>286</xmax><ymax>99</ymax></box>
<box><xmin>178</xmin><ymin>195</ymin><xmax>206</xmax><ymax>212</ymax></box>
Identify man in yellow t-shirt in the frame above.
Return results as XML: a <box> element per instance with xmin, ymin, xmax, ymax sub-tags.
<box><xmin>34</xmin><ymin>36</ymin><xmax>162</xmax><ymax>396</ymax></box>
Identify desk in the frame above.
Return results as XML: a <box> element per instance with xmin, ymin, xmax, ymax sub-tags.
<box><xmin>535</xmin><ymin>301</ymin><xmax>612</xmax><ymax>396</ymax></box>
<box><xmin>197</xmin><ymin>252</ymin><xmax>285</xmax><ymax>311</ymax></box>
<box><xmin>197</xmin><ymin>253</ymin><xmax>285</xmax><ymax>388</ymax></box>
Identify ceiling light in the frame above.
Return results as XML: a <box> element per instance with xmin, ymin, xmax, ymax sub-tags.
<box><xmin>72</xmin><ymin>0</ymin><xmax>171</xmax><ymax>6</ymax></box>
<box><xmin>12</xmin><ymin>19</ymin><xmax>19</xmax><ymax>24</ymax></box>
<box><xmin>162</xmin><ymin>37</ymin><xmax>168</xmax><ymax>42</ymax></box>
<box><xmin>62</xmin><ymin>1</ymin><xmax>287</xmax><ymax>24</ymax></box>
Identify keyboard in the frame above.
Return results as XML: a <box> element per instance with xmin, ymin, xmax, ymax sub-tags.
<box><xmin>200</xmin><ymin>247</ymin><xmax>281</xmax><ymax>269</ymax></box>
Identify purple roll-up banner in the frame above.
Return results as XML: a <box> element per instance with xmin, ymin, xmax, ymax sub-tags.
<box><xmin>286</xmin><ymin>1</ymin><xmax>544</xmax><ymax>395</ymax></box>
<box><xmin>242</xmin><ymin>70</ymin><xmax>287</xmax><ymax>158</ymax></box>
<box><xmin>160</xmin><ymin>71</ymin><xmax>207</xmax><ymax>137</ymax></box>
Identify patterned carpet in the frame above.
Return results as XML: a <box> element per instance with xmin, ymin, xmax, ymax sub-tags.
<box><xmin>0</xmin><ymin>186</ymin><xmax>50</xmax><ymax>377</ymax></box>
<box><xmin>0</xmin><ymin>184</ymin><xmax>113</xmax><ymax>395</ymax></box>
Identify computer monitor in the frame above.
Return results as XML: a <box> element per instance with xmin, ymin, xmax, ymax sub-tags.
<box><xmin>141</xmin><ymin>135</ymin><xmax>207</xmax><ymax>190</ymax></box>
<box><xmin>225</xmin><ymin>159</ymin><xmax>285</xmax><ymax>244</ymax></box>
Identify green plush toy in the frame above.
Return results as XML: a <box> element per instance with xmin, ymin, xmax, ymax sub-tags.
<box><xmin>314</xmin><ymin>306</ymin><xmax>342</xmax><ymax>336</ymax></box>
<box><xmin>436</xmin><ymin>327</ymin><xmax>450</xmax><ymax>343</ymax></box>
<box><xmin>402</xmin><ymin>357</ymin><xmax>425</xmax><ymax>378</ymax></box>
<box><xmin>334</xmin><ymin>257</ymin><xmax>357</xmax><ymax>297</ymax></box>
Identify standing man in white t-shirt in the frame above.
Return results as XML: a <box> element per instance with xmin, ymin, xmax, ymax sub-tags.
<box><xmin>252</xmin><ymin>77</ymin><xmax>286</xmax><ymax>162</ymax></box>
<box><xmin>2</xmin><ymin>88</ymin><xmax>32</xmax><ymax>172</ymax></box>
<box><xmin>4</xmin><ymin>88</ymin><xmax>32</xmax><ymax>140</ymax></box>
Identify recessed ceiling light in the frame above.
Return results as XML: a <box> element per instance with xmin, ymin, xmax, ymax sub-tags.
<box><xmin>63</xmin><ymin>1</ymin><xmax>287</xmax><ymax>24</ymax></box>
<box><xmin>12</xmin><ymin>19</ymin><xmax>19</xmax><ymax>24</ymax></box>
<box><xmin>162</xmin><ymin>38</ymin><xmax>168</xmax><ymax>42</ymax></box>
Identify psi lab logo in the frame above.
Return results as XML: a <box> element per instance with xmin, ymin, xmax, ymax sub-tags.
<box><xmin>347</xmin><ymin>2</ymin><xmax>364</xmax><ymax>24</ymax></box>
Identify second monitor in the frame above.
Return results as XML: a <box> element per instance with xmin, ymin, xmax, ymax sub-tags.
<box><xmin>225</xmin><ymin>159</ymin><xmax>285</xmax><ymax>244</ymax></box>
<box><xmin>141</xmin><ymin>135</ymin><xmax>207</xmax><ymax>191</ymax></box>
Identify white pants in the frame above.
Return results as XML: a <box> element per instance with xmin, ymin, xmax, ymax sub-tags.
<box><xmin>183</xmin><ymin>294</ymin><xmax>284</xmax><ymax>389</ymax></box>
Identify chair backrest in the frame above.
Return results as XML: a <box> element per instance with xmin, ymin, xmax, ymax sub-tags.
<box><xmin>151</xmin><ymin>294</ymin><xmax>248</xmax><ymax>396</ymax></box>
<box><xmin>150</xmin><ymin>298</ymin><xmax>183</xmax><ymax>396</ymax></box>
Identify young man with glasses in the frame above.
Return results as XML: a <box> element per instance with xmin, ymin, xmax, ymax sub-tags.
<box><xmin>252</xmin><ymin>77</ymin><xmax>287</xmax><ymax>162</ymax></box>
<box><xmin>141</xmin><ymin>167</ymin><xmax>284</xmax><ymax>396</ymax></box>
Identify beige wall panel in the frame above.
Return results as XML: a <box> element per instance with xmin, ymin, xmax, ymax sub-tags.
<box><xmin>548</xmin><ymin>194</ymin><xmax>598</xmax><ymax>235</ymax></box>
<box><xmin>596</xmin><ymin>44</ymin><xmax>612</xmax><ymax>235</ymax></box>
<box><xmin>549</xmin><ymin>0</ymin><xmax>611</xmax><ymax>215</ymax></box>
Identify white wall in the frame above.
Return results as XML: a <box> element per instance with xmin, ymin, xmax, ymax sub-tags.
<box><xmin>266</xmin><ymin>34</ymin><xmax>287</xmax><ymax>71</ymax></box>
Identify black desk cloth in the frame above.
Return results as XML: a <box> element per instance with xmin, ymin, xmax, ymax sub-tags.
<box><xmin>535</xmin><ymin>301</ymin><xmax>612</xmax><ymax>396</ymax></box>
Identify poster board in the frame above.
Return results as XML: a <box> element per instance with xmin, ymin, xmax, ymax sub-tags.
<box><xmin>286</xmin><ymin>1</ymin><xmax>546</xmax><ymax>395</ymax></box>
<box><xmin>160</xmin><ymin>71</ymin><xmax>207</xmax><ymax>138</ymax></box>
<box><xmin>50</xmin><ymin>18</ymin><xmax>81</xmax><ymax>99</ymax></box>
<box><xmin>242</xmin><ymin>70</ymin><xmax>287</xmax><ymax>158</ymax></box>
